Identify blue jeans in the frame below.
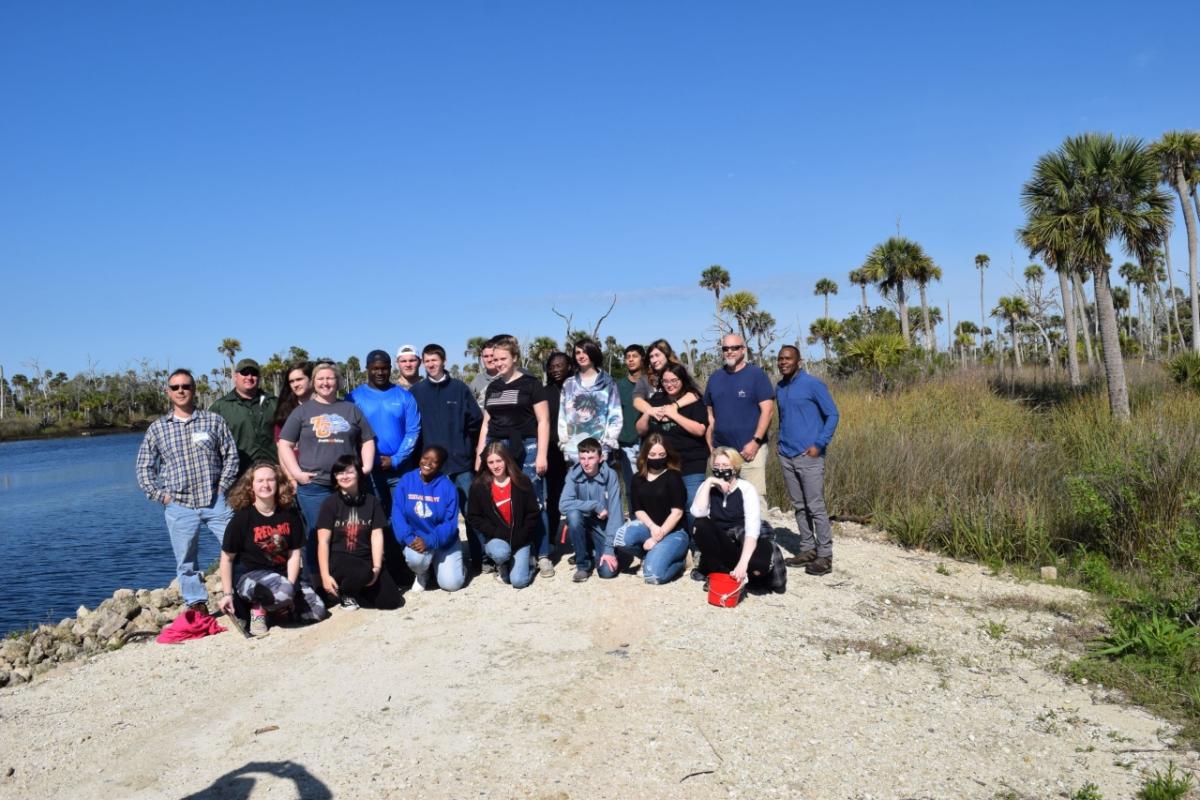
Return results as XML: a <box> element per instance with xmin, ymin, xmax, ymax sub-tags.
<box><xmin>618</xmin><ymin>443</ymin><xmax>640</xmax><ymax>502</ymax></box>
<box><xmin>370</xmin><ymin>470</ymin><xmax>402</xmax><ymax>518</ymax></box>
<box><xmin>163</xmin><ymin>495</ymin><xmax>234</xmax><ymax>605</ymax></box>
<box><xmin>295</xmin><ymin>482</ymin><xmax>333</xmax><ymax>582</ymax></box>
<box><xmin>488</xmin><ymin>436</ymin><xmax>550</xmax><ymax>559</ymax></box>
<box><xmin>451</xmin><ymin>470</ymin><xmax>485</xmax><ymax>570</ymax></box>
<box><xmin>484</xmin><ymin>538</ymin><xmax>533</xmax><ymax>589</ymax></box>
<box><xmin>404</xmin><ymin>541</ymin><xmax>466</xmax><ymax>592</ymax></box>
<box><xmin>682</xmin><ymin>472</ymin><xmax>706</xmax><ymax>534</ymax></box>
<box><xmin>598</xmin><ymin>521</ymin><xmax>689</xmax><ymax>584</ymax></box>
<box><xmin>565</xmin><ymin>509</ymin><xmax>607</xmax><ymax>573</ymax></box>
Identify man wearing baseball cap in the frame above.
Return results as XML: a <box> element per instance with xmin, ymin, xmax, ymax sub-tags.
<box><xmin>210</xmin><ymin>357</ymin><xmax>278</xmax><ymax>479</ymax></box>
<box><xmin>395</xmin><ymin>344</ymin><xmax>424</xmax><ymax>391</ymax></box>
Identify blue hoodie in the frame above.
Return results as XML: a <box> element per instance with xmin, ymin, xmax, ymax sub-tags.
<box><xmin>391</xmin><ymin>469</ymin><xmax>460</xmax><ymax>551</ymax></box>
<box><xmin>349</xmin><ymin>383</ymin><xmax>421</xmax><ymax>473</ymax></box>
<box><xmin>558</xmin><ymin>461</ymin><xmax>624</xmax><ymax>542</ymax></box>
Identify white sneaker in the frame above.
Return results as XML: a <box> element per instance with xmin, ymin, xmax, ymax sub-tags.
<box><xmin>413</xmin><ymin>571</ymin><xmax>429</xmax><ymax>592</ymax></box>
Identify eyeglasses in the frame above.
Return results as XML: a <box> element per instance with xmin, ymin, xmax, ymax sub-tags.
<box><xmin>237</xmin><ymin>370</ymin><xmax>259</xmax><ymax>377</ymax></box>
<box><xmin>721</xmin><ymin>345</ymin><xmax>744</xmax><ymax>352</ymax></box>
<box><xmin>168</xmin><ymin>384</ymin><xmax>194</xmax><ymax>392</ymax></box>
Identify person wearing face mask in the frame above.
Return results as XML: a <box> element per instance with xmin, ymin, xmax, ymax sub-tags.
<box><xmin>690</xmin><ymin>447</ymin><xmax>786</xmax><ymax>594</ymax></box>
<box><xmin>467</xmin><ymin>443</ymin><xmax>540</xmax><ymax>588</ymax></box>
<box><xmin>392</xmin><ymin>446</ymin><xmax>465</xmax><ymax>592</ymax></box>
<box><xmin>703</xmin><ymin>334</ymin><xmax>775</xmax><ymax>499</ymax></box>
<box><xmin>597</xmin><ymin>434</ymin><xmax>689</xmax><ymax>584</ymax></box>
<box><xmin>316</xmin><ymin>455</ymin><xmax>401</xmax><ymax>611</ymax></box>
<box><xmin>349</xmin><ymin>349</ymin><xmax>422</xmax><ymax>515</ymax></box>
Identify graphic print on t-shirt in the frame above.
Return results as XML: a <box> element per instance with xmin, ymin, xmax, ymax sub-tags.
<box><xmin>340</xmin><ymin>506</ymin><xmax>364</xmax><ymax>553</ymax></box>
<box><xmin>312</xmin><ymin>414</ymin><xmax>352</xmax><ymax>441</ymax></box>
<box><xmin>486</xmin><ymin>389</ymin><xmax>521</xmax><ymax>409</ymax></box>
<box><xmin>253</xmin><ymin>520</ymin><xmax>293</xmax><ymax>566</ymax></box>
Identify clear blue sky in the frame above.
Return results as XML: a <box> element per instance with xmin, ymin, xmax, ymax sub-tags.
<box><xmin>2</xmin><ymin>1</ymin><xmax>1196</xmax><ymax>377</ymax></box>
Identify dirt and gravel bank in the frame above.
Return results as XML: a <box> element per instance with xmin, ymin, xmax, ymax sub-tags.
<box><xmin>1</xmin><ymin>514</ymin><xmax>1196</xmax><ymax>799</ymax></box>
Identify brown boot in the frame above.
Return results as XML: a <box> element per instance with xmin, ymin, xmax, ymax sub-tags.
<box><xmin>805</xmin><ymin>556</ymin><xmax>832</xmax><ymax>576</ymax></box>
<box><xmin>784</xmin><ymin>550</ymin><xmax>817</xmax><ymax>568</ymax></box>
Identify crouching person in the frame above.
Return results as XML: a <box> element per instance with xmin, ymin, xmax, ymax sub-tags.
<box><xmin>598</xmin><ymin>434</ymin><xmax>689</xmax><ymax>584</ymax></box>
<box><xmin>316</xmin><ymin>455</ymin><xmax>402</xmax><ymax>610</ymax></box>
<box><xmin>218</xmin><ymin>462</ymin><xmax>328</xmax><ymax>636</ymax></box>
<box><xmin>467</xmin><ymin>443</ymin><xmax>540</xmax><ymax>588</ymax></box>
<box><xmin>560</xmin><ymin>437</ymin><xmax>624</xmax><ymax>582</ymax></box>
<box><xmin>393</xmin><ymin>446</ymin><xmax>466</xmax><ymax>592</ymax></box>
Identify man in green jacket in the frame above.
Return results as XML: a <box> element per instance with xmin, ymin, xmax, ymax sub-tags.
<box><xmin>210</xmin><ymin>358</ymin><xmax>278</xmax><ymax>478</ymax></box>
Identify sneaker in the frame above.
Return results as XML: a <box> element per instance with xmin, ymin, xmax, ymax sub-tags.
<box><xmin>567</xmin><ymin>555</ymin><xmax>577</xmax><ymax>566</ymax></box>
<box><xmin>805</xmin><ymin>556</ymin><xmax>833</xmax><ymax>576</ymax></box>
<box><xmin>784</xmin><ymin>550</ymin><xmax>817</xmax><ymax>568</ymax></box>
<box><xmin>340</xmin><ymin>595</ymin><xmax>360</xmax><ymax>611</ymax></box>
<box><xmin>690</xmin><ymin>569</ymin><xmax>706</xmax><ymax>583</ymax></box>
<box><xmin>413</xmin><ymin>571</ymin><xmax>429</xmax><ymax>592</ymax></box>
<box><xmin>538</xmin><ymin>557</ymin><xmax>555</xmax><ymax>579</ymax></box>
<box><xmin>249</xmin><ymin>606</ymin><xmax>269</xmax><ymax>637</ymax></box>
<box><xmin>572</xmin><ymin>568</ymin><xmax>590</xmax><ymax>583</ymax></box>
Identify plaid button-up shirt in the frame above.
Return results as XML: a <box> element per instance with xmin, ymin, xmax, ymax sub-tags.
<box><xmin>135</xmin><ymin>410</ymin><xmax>239</xmax><ymax>509</ymax></box>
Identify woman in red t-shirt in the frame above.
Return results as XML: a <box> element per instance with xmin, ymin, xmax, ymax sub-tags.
<box><xmin>467</xmin><ymin>443</ymin><xmax>540</xmax><ymax>588</ymax></box>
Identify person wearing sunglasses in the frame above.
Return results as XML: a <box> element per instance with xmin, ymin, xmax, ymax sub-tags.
<box><xmin>211</xmin><ymin>357</ymin><xmax>278</xmax><ymax>480</ymax></box>
<box><xmin>703</xmin><ymin>334</ymin><xmax>775</xmax><ymax>499</ymax></box>
<box><xmin>135</xmin><ymin>368</ymin><xmax>240</xmax><ymax>616</ymax></box>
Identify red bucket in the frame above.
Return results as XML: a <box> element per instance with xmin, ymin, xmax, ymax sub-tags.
<box><xmin>707</xmin><ymin>573</ymin><xmax>744</xmax><ymax>608</ymax></box>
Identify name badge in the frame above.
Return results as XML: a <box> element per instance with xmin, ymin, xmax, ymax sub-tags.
<box><xmin>192</xmin><ymin>432</ymin><xmax>211</xmax><ymax>445</ymax></box>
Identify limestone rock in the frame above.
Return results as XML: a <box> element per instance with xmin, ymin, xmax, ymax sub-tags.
<box><xmin>0</xmin><ymin>668</ymin><xmax>8</xmax><ymax>687</ymax></box>
<box><xmin>110</xmin><ymin>595</ymin><xmax>141</xmax><ymax>621</ymax></box>
<box><xmin>127</xmin><ymin>615</ymin><xmax>161</xmax><ymax>636</ymax></box>
<box><xmin>81</xmin><ymin>636</ymin><xmax>98</xmax><ymax>654</ymax></box>
<box><xmin>32</xmin><ymin>662</ymin><xmax>54</xmax><ymax>676</ymax></box>
<box><xmin>73</xmin><ymin>614</ymin><xmax>104</xmax><ymax>638</ymax></box>
<box><xmin>76</xmin><ymin>605</ymin><xmax>91</xmax><ymax>619</ymax></box>
<box><xmin>54</xmin><ymin>643</ymin><xmax>79</xmax><ymax>661</ymax></box>
<box><xmin>26</xmin><ymin>643</ymin><xmax>45</xmax><ymax>666</ymax></box>
<box><xmin>0</xmin><ymin>639</ymin><xmax>29</xmax><ymax>666</ymax></box>
<box><xmin>135</xmin><ymin>589</ymin><xmax>151</xmax><ymax>606</ymax></box>
<box><xmin>10</xmin><ymin>667</ymin><xmax>30</xmax><ymax>685</ymax></box>
<box><xmin>149</xmin><ymin>589</ymin><xmax>168</xmax><ymax>609</ymax></box>
<box><xmin>96</xmin><ymin>612</ymin><xmax>129</xmax><ymax>641</ymax></box>
<box><xmin>112</xmin><ymin>588</ymin><xmax>135</xmax><ymax>601</ymax></box>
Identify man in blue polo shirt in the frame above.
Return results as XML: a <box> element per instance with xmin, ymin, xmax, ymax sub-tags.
<box><xmin>349</xmin><ymin>349</ymin><xmax>421</xmax><ymax>515</ymax></box>
<box><xmin>775</xmin><ymin>345</ymin><xmax>839</xmax><ymax>575</ymax></box>
<box><xmin>703</xmin><ymin>334</ymin><xmax>775</xmax><ymax>499</ymax></box>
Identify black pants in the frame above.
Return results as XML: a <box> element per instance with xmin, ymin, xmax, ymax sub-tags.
<box><xmin>329</xmin><ymin>550</ymin><xmax>403</xmax><ymax>609</ymax></box>
<box><xmin>545</xmin><ymin>449</ymin><xmax>568</xmax><ymax>551</ymax></box>
<box><xmin>692</xmin><ymin>518</ymin><xmax>775</xmax><ymax>581</ymax></box>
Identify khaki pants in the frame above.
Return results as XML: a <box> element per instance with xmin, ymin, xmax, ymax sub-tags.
<box><xmin>739</xmin><ymin>442</ymin><xmax>770</xmax><ymax>500</ymax></box>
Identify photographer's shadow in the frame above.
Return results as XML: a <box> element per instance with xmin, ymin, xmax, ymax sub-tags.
<box><xmin>180</xmin><ymin>760</ymin><xmax>332</xmax><ymax>800</ymax></box>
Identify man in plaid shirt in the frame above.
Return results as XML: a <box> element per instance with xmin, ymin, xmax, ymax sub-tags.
<box><xmin>136</xmin><ymin>368</ymin><xmax>239</xmax><ymax>614</ymax></box>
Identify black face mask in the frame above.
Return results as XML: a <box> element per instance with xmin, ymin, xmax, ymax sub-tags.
<box><xmin>712</xmin><ymin>468</ymin><xmax>735</xmax><ymax>481</ymax></box>
<box><xmin>647</xmin><ymin>457</ymin><xmax>669</xmax><ymax>471</ymax></box>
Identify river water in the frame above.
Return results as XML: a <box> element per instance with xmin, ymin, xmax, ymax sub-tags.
<box><xmin>0</xmin><ymin>433</ymin><xmax>222</xmax><ymax>635</ymax></box>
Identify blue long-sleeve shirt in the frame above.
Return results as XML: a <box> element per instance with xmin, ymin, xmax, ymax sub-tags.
<box><xmin>349</xmin><ymin>383</ymin><xmax>421</xmax><ymax>472</ymax></box>
<box><xmin>776</xmin><ymin>370</ymin><xmax>840</xmax><ymax>457</ymax></box>
<box><xmin>391</xmin><ymin>469</ymin><xmax>460</xmax><ymax>551</ymax></box>
<box><xmin>558</xmin><ymin>462</ymin><xmax>624</xmax><ymax>542</ymax></box>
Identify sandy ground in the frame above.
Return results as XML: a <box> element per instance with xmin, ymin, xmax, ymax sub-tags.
<box><xmin>1</xmin><ymin>515</ymin><xmax>1197</xmax><ymax>800</ymax></box>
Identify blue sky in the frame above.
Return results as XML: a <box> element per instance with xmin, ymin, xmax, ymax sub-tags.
<box><xmin>2</xmin><ymin>1</ymin><xmax>1196</xmax><ymax>377</ymax></box>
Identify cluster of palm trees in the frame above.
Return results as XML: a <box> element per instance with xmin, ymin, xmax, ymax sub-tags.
<box><xmin>698</xmin><ymin>265</ymin><xmax>779</xmax><ymax>362</ymax></box>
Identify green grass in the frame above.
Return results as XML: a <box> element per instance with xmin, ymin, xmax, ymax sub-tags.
<box><xmin>1136</xmin><ymin>763</ymin><xmax>1193</xmax><ymax>800</ymax></box>
<box><xmin>767</xmin><ymin>366</ymin><xmax>1200</xmax><ymax>748</ymax></box>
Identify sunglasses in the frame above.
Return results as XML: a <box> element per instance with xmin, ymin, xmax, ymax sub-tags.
<box><xmin>238</xmin><ymin>369</ymin><xmax>260</xmax><ymax>377</ymax></box>
<box><xmin>168</xmin><ymin>384</ymin><xmax>194</xmax><ymax>392</ymax></box>
<box><xmin>721</xmin><ymin>345</ymin><xmax>744</xmax><ymax>352</ymax></box>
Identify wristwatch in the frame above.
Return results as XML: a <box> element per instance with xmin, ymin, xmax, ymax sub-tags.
<box><xmin>754</xmin><ymin>435</ymin><xmax>768</xmax><ymax>446</ymax></box>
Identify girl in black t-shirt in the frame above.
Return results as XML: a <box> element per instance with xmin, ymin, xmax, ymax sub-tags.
<box><xmin>635</xmin><ymin>363</ymin><xmax>709</xmax><ymax>529</ymax></box>
<box><xmin>219</xmin><ymin>462</ymin><xmax>329</xmax><ymax>637</ymax></box>
<box><xmin>596</xmin><ymin>434</ymin><xmax>690</xmax><ymax>585</ymax></box>
<box><xmin>316</xmin><ymin>455</ymin><xmax>402</xmax><ymax>610</ymax></box>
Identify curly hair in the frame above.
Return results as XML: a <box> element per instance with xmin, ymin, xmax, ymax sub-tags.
<box><xmin>227</xmin><ymin>462</ymin><xmax>296</xmax><ymax>511</ymax></box>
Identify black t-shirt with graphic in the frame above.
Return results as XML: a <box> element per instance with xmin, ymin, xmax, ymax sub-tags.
<box><xmin>484</xmin><ymin>373</ymin><xmax>547</xmax><ymax>440</ymax></box>
<box><xmin>316</xmin><ymin>491</ymin><xmax>387</xmax><ymax>559</ymax></box>
<box><xmin>647</xmin><ymin>391</ymin><xmax>710</xmax><ymax>475</ymax></box>
<box><xmin>222</xmin><ymin>505</ymin><xmax>305</xmax><ymax>573</ymax></box>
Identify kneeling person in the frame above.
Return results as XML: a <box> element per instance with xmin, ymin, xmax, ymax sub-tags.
<box><xmin>598</xmin><ymin>434</ymin><xmax>689</xmax><ymax>584</ymax></box>
<box><xmin>559</xmin><ymin>437</ymin><xmax>623</xmax><ymax>582</ymax></box>
<box><xmin>218</xmin><ymin>462</ymin><xmax>328</xmax><ymax>636</ymax></box>
<box><xmin>316</xmin><ymin>455</ymin><xmax>402</xmax><ymax>610</ymax></box>
<box><xmin>467</xmin><ymin>443</ymin><xmax>540</xmax><ymax>588</ymax></box>
<box><xmin>393</xmin><ymin>446</ymin><xmax>466</xmax><ymax>592</ymax></box>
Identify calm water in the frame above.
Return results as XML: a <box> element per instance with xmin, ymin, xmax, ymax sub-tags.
<box><xmin>0</xmin><ymin>433</ymin><xmax>222</xmax><ymax>635</ymax></box>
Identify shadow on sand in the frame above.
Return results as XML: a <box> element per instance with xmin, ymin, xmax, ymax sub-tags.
<box><xmin>180</xmin><ymin>760</ymin><xmax>332</xmax><ymax>800</ymax></box>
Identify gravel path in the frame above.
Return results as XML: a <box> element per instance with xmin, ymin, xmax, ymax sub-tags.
<box><xmin>1</xmin><ymin>515</ymin><xmax>1196</xmax><ymax>799</ymax></box>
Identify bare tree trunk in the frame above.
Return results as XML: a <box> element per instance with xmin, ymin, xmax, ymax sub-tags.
<box><xmin>1166</xmin><ymin>236</ymin><xmax>1183</xmax><ymax>354</ymax></box>
<box><xmin>1172</xmin><ymin>169</ymin><xmax>1200</xmax><ymax>353</ymax></box>
<box><xmin>918</xmin><ymin>283</ymin><xmax>934</xmax><ymax>354</ymax></box>
<box><xmin>1010</xmin><ymin>318</ymin><xmax>1022</xmax><ymax>369</ymax></box>
<box><xmin>1093</xmin><ymin>265</ymin><xmax>1131</xmax><ymax>421</ymax></box>
<box><xmin>1073</xmin><ymin>273</ymin><xmax>1095</xmax><ymax>366</ymax></box>
<box><xmin>1058</xmin><ymin>269</ymin><xmax>1081</xmax><ymax>386</ymax></box>
<box><xmin>897</xmin><ymin>283</ymin><xmax>911</xmax><ymax>344</ymax></box>
<box><xmin>859</xmin><ymin>285</ymin><xmax>869</xmax><ymax>318</ymax></box>
<box><xmin>979</xmin><ymin>269</ymin><xmax>986</xmax><ymax>356</ymax></box>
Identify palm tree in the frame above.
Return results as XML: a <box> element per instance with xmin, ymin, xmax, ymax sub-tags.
<box><xmin>699</xmin><ymin>265</ymin><xmax>731</xmax><ymax>326</ymax></box>
<box><xmin>843</xmin><ymin>332</ymin><xmax>908</xmax><ymax>393</ymax></box>
<box><xmin>814</xmin><ymin>278</ymin><xmax>838</xmax><ymax>320</ymax></box>
<box><xmin>864</xmin><ymin>237</ymin><xmax>927</xmax><ymax>345</ymax></box>
<box><xmin>1021</xmin><ymin>133</ymin><xmax>1172</xmax><ymax>420</ymax></box>
<box><xmin>745</xmin><ymin>310</ymin><xmax>776</xmax><ymax>365</ymax></box>
<box><xmin>464</xmin><ymin>336</ymin><xmax>489</xmax><ymax>361</ymax></box>
<box><xmin>994</xmin><ymin>296</ymin><xmax>1029</xmax><ymax>369</ymax></box>
<box><xmin>1118</xmin><ymin>261</ymin><xmax>1146</xmax><ymax>351</ymax></box>
<box><xmin>527</xmin><ymin>336</ymin><xmax>558</xmax><ymax>370</ymax></box>
<box><xmin>1150</xmin><ymin>131</ymin><xmax>1200</xmax><ymax>352</ymax></box>
<box><xmin>848</xmin><ymin>268</ymin><xmax>872</xmax><ymax>318</ymax></box>
<box><xmin>217</xmin><ymin>338</ymin><xmax>241</xmax><ymax>390</ymax></box>
<box><xmin>975</xmin><ymin>253</ymin><xmax>990</xmax><ymax>350</ymax></box>
<box><xmin>719</xmin><ymin>290</ymin><xmax>759</xmax><ymax>355</ymax></box>
<box><xmin>911</xmin><ymin>254</ymin><xmax>942</xmax><ymax>353</ymax></box>
<box><xmin>807</xmin><ymin>317</ymin><xmax>842</xmax><ymax>363</ymax></box>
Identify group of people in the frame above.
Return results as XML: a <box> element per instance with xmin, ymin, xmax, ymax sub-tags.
<box><xmin>135</xmin><ymin>332</ymin><xmax>839</xmax><ymax>637</ymax></box>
